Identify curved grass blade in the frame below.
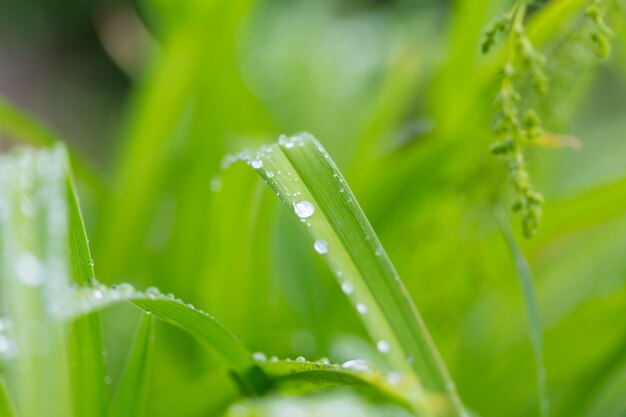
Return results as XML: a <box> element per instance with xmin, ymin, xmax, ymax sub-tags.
<box><xmin>257</xmin><ymin>358</ymin><xmax>411</xmax><ymax>409</ymax></box>
<box><xmin>60</xmin><ymin>283</ymin><xmax>267</xmax><ymax>395</ymax></box>
<box><xmin>0</xmin><ymin>379</ymin><xmax>17</xmax><ymax>417</ymax></box>
<box><xmin>109</xmin><ymin>314</ymin><xmax>154</xmax><ymax>417</ymax></box>
<box><xmin>225</xmin><ymin>391</ymin><xmax>416</xmax><ymax>417</ymax></box>
<box><xmin>496</xmin><ymin>210</ymin><xmax>549</xmax><ymax>417</ymax></box>
<box><xmin>233</xmin><ymin>133</ymin><xmax>465</xmax><ymax>416</ymax></box>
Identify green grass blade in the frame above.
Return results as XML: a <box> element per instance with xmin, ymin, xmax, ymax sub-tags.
<box><xmin>109</xmin><ymin>314</ymin><xmax>155</xmax><ymax>417</ymax></box>
<box><xmin>66</xmin><ymin>164</ymin><xmax>109</xmax><ymax>417</ymax></box>
<box><xmin>257</xmin><ymin>358</ymin><xmax>411</xmax><ymax>408</ymax></box>
<box><xmin>0</xmin><ymin>379</ymin><xmax>17</xmax><ymax>417</ymax></box>
<box><xmin>225</xmin><ymin>391</ymin><xmax>415</xmax><ymax>417</ymax></box>
<box><xmin>62</xmin><ymin>283</ymin><xmax>267</xmax><ymax>395</ymax></box>
<box><xmin>234</xmin><ymin>133</ymin><xmax>465</xmax><ymax>416</ymax></box>
<box><xmin>0</xmin><ymin>146</ymin><xmax>73</xmax><ymax>417</ymax></box>
<box><xmin>496</xmin><ymin>211</ymin><xmax>549</xmax><ymax>417</ymax></box>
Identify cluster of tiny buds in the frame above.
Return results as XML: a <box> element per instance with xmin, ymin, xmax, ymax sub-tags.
<box><xmin>481</xmin><ymin>14</ymin><xmax>512</xmax><ymax>54</ymax></box>
<box><xmin>512</xmin><ymin>25</ymin><xmax>549</xmax><ymax>96</ymax></box>
<box><xmin>490</xmin><ymin>107</ymin><xmax>544</xmax><ymax>237</ymax></box>
<box><xmin>585</xmin><ymin>0</ymin><xmax>614</xmax><ymax>59</ymax></box>
<box><xmin>482</xmin><ymin>1</ymin><xmax>550</xmax><ymax>237</ymax></box>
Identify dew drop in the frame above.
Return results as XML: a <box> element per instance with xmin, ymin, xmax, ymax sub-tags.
<box><xmin>209</xmin><ymin>177</ymin><xmax>222</xmax><ymax>192</ymax></box>
<box><xmin>266</xmin><ymin>170</ymin><xmax>275</xmax><ymax>178</ymax></box>
<box><xmin>117</xmin><ymin>283</ymin><xmax>135</xmax><ymax>296</ymax></box>
<box><xmin>285</xmin><ymin>141</ymin><xmax>294</xmax><ymax>149</ymax></box>
<box><xmin>313</xmin><ymin>239</ymin><xmax>328</xmax><ymax>254</ymax></box>
<box><xmin>293</xmin><ymin>200</ymin><xmax>314</xmax><ymax>218</ymax></box>
<box><xmin>341</xmin><ymin>281</ymin><xmax>354</xmax><ymax>295</ymax></box>
<box><xmin>388</xmin><ymin>372</ymin><xmax>403</xmax><ymax>385</ymax></box>
<box><xmin>295</xmin><ymin>356</ymin><xmax>306</xmax><ymax>363</ymax></box>
<box><xmin>376</xmin><ymin>340</ymin><xmax>390</xmax><ymax>354</ymax></box>
<box><xmin>146</xmin><ymin>286</ymin><xmax>161</xmax><ymax>298</ymax></box>
<box><xmin>341</xmin><ymin>359</ymin><xmax>370</xmax><ymax>372</ymax></box>
<box><xmin>356</xmin><ymin>303</ymin><xmax>368</xmax><ymax>314</ymax></box>
<box><xmin>0</xmin><ymin>334</ymin><xmax>12</xmax><ymax>354</ymax></box>
<box><xmin>375</xmin><ymin>247</ymin><xmax>383</xmax><ymax>256</ymax></box>
<box><xmin>252</xmin><ymin>352</ymin><xmax>267</xmax><ymax>362</ymax></box>
<box><xmin>250</xmin><ymin>160</ymin><xmax>263</xmax><ymax>169</ymax></box>
<box><xmin>15</xmin><ymin>253</ymin><xmax>43</xmax><ymax>287</ymax></box>
<box><xmin>92</xmin><ymin>290</ymin><xmax>104</xmax><ymax>300</ymax></box>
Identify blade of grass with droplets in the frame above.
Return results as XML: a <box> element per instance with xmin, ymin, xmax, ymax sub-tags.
<box><xmin>236</xmin><ymin>133</ymin><xmax>465</xmax><ymax>417</ymax></box>
<box><xmin>496</xmin><ymin>211</ymin><xmax>549</xmax><ymax>417</ymax></box>
<box><xmin>0</xmin><ymin>379</ymin><xmax>17</xmax><ymax>417</ymax></box>
<box><xmin>0</xmin><ymin>146</ymin><xmax>73</xmax><ymax>417</ymax></box>
<box><xmin>256</xmin><ymin>359</ymin><xmax>411</xmax><ymax>408</ymax></box>
<box><xmin>109</xmin><ymin>314</ymin><xmax>154</xmax><ymax>417</ymax></box>
<box><xmin>66</xmin><ymin>165</ymin><xmax>109</xmax><ymax>417</ymax></box>
<box><xmin>62</xmin><ymin>283</ymin><xmax>267</xmax><ymax>395</ymax></box>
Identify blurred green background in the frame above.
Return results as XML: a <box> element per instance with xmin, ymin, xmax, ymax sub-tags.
<box><xmin>1</xmin><ymin>0</ymin><xmax>625</xmax><ymax>416</ymax></box>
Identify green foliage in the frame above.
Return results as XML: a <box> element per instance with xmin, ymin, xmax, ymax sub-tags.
<box><xmin>109</xmin><ymin>314</ymin><xmax>154</xmax><ymax>417</ymax></box>
<box><xmin>0</xmin><ymin>0</ymin><xmax>625</xmax><ymax>416</ymax></box>
<box><xmin>234</xmin><ymin>133</ymin><xmax>464</xmax><ymax>415</ymax></box>
<box><xmin>0</xmin><ymin>379</ymin><xmax>17</xmax><ymax>417</ymax></box>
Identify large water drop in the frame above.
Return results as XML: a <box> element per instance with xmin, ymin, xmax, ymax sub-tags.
<box><xmin>293</xmin><ymin>200</ymin><xmax>314</xmax><ymax>218</ymax></box>
<box><xmin>356</xmin><ymin>303</ymin><xmax>367</xmax><ymax>314</ymax></box>
<box><xmin>341</xmin><ymin>359</ymin><xmax>371</xmax><ymax>372</ymax></box>
<box><xmin>313</xmin><ymin>239</ymin><xmax>328</xmax><ymax>254</ymax></box>
<box><xmin>341</xmin><ymin>281</ymin><xmax>354</xmax><ymax>295</ymax></box>
<box><xmin>376</xmin><ymin>340</ymin><xmax>390</xmax><ymax>354</ymax></box>
<box><xmin>15</xmin><ymin>252</ymin><xmax>43</xmax><ymax>287</ymax></box>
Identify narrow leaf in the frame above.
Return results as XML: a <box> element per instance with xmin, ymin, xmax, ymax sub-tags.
<box><xmin>66</xmin><ymin>163</ymin><xmax>109</xmax><ymax>417</ymax></box>
<box><xmin>258</xmin><ymin>358</ymin><xmax>411</xmax><ymax>408</ymax></box>
<box><xmin>61</xmin><ymin>283</ymin><xmax>267</xmax><ymax>395</ymax></box>
<box><xmin>234</xmin><ymin>133</ymin><xmax>465</xmax><ymax>416</ymax></box>
<box><xmin>0</xmin><ymin>146</ymin><xmax>73</xmax><ymax>417</ymax></box>
<box><xmin>496</xmin><ymin>210</ymin><xmax>549</xmax><ymax>417</ymax></box>
<box><xmin>109</xmin><ymin>314</ymin><xmax>155</xmax><ymax>417</ymax></box>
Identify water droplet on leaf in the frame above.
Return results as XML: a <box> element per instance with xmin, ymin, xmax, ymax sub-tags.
<box><xmin>341</xmin><ymin>359</ymin><xmax>370</xmax><ymax>372</ymax></box>
<box><xmin>15</xmin><ymin>252</ymin><xmax>43</xmax><ymax>287</ymax></box>
<box><xmin>341</xmin><ymin>281</ymin><xmax>354</xmax><ymax>295</ymax></box>
<box><xmin>377</xmin><ymin>340</ymin><xmax>390</xmax><ymax>354</ymax></box>
<box><xmin>293</xmin><ymin>200</ymin><xmax>314</xmax><ymax>218</ymax></box>
<box><xmin>356</xmin><ymin>303</ymin><xmax>367</xmax><ymax>314</ymax></box>
<box><xmin>314</xmin><ymin>239</ymin><xmax>328</xmax><ymax>254</ymax></box>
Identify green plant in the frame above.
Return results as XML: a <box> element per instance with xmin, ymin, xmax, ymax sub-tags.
<box><xmin>0</xmin><ymin>133</ymin><xmax>467</xmax><ymax>416</ymax></box>
<box><xmin>482</xmin><ymin>0</ymin><xmax>622</xmax><ymax>237</ymax></box>
<box><xmin>1</xmin><ymin>0</ymin><xmax>626</xmax><ymax>416</ymax></box>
